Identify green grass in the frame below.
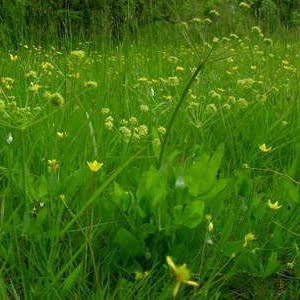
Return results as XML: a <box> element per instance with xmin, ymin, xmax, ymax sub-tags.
<box><xmin>0</xmin><ymin>21</ymin><xmax>300</xmax><ymax>299</ymax></box>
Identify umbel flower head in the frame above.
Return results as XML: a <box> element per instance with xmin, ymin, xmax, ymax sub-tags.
<box><xmin>44</xmin><ymin>92</ymin><xmax>65</xmax><ymax>108</ymax></box>
<box><xmin>87</xmin><ymin>160</ymin><xmax>103</xmax><ymax>172</ymax></box>
<box><xmin>166</xmin><ymin>256</ymin><xmax>199</xmax><ymax>297</ymax></box>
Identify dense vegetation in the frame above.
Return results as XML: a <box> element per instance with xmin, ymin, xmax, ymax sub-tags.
<box><xmin>1</xmin><ymin>0</ymin><xmax>300</xmax><ymax>45</ymax></box>
<box><xmin>0</xmin><ymin>1</ymin><xmax>300</xmax><ymax>299</ymax></box>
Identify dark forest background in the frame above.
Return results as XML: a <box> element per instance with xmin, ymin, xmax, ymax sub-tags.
<box><xmin>0</xmin><ymin>0</ymin><xmax>299</xmax><ymax>46</ymax></box>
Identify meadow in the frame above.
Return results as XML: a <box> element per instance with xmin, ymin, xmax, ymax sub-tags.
<box><xmin>1</xmin><ymin>10</ymin><xmax>300</xmax><ymax>299</ymax></box>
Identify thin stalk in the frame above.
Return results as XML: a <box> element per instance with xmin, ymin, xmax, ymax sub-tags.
<box><xmin>157</xmin><ymin>49</ymin><xmax>213</xmax><ymax>169</ymax></box>
<box><xmin>21</xmin><ymin>129</ymin><xmax>30</xmax><ymax>230</ymax></box>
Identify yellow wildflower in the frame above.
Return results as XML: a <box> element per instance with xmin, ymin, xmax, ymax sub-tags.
<box><xmin>138</xmin><ymin>77</ymin><xmax>148</xmax><ymax>82</ymax></box>
<box><xmin>209</xmin><ymin>9</ymin><xmax>220</xmax><ymax>17</ymax></box>
<box><xmin>129</xmin><ymin>117</ymin><xmax>138</xmax><ymax>125</ymax></box>
<box><xmin>267</xmin><ymin>199</ymin><xmax>282</xmax><ymax>210</ymax></box>
<box><xmin>259</xmin><ymin>143</ymin><xmax>272</xmax><ymax>153</ymax></box>
<box><xmin>243</xmin><ymin>233</ymin><xmax>255</xmax><ymax>247</ymax></box>
<box><xmin>84</xmin><ymin>81</ymin><xmax>98</xmax><ymax>88</ymax></box>
<box><xmin>25</xmin><ymin>71</ymin><xmax>37</xmax><ymax>78</ymax></box>
<box><xmin>1</xmin><ymin>77</ymin><xmax>14</xmax><ymax>89</ymax></box>
<box><xmin>104</xmin><ymin>120</ymin><xmax>113</xmax><ymax>130</ymax></box>
<box><xmin>9</xmin><ymin>54</ymin><xmax>18</xmax><ymax>61</ymax></box>
<box><xmin>158</xmin><ymin>126</ymin><xmax>166</xmax><ymax>135</ymax></box>
<box><xmin>28</xmin><ymin>83</ymin><xmax>42</xmax><ymax>93</ymax></box>
<box><xmin>176</xmin><ymin>66</ymin><xmax>184</xmax><ymax>71</ymax></box>
<box><xmin>135</xmin><ymin>271</ymin><xmax>149</xmax><ymax>281</ymax></box>
<box><xmin>140</xmin><ymin>104</ymin><xmax>149</xmax><ymax>112</ymax></box>
<box><xmin>101</xmin><ymin>108</ymin><xmax>110</xmax><ymax>115</ymax></box>
<box><xmin>239</xmin><ymin>2</ymin><xmax>250</xmax><ymax>9</ymax></box>
<box><xmin>70</xmin><ymin>50</ymin><xmax>85</xmax><ymax>59</ymax></box>
<box><xmin>104</xmin><ymin>116</ymin><xmax>114</xmax><ymax>130</ymax></box>
<box><xmin>41</xmin><ymin>62</ymin><xmax>54</xmax><ymax>70</ymax></box>
<box><xmin>208</xmin><ymin>221</ymin><xmax>214</xmax><ymax>232</ymax></box>
<box><xmin>68</xmin><ymin>72</ymin><xmax>80</xmax><ymax>79</ymax></box>
<box><xmin>87</xmin><ymin>160</ymin><xmax>103</xmax><ymax>172</ymax></box>
<box><xmin>163</xmin><ymin>95</ymin><xmax>173</xmax><ymax>101</ymax></box>
<box><xmin>119</xmin><ymin>126</ymin><xmax>132</xmax><ymax>138</ymax></box>
<box><xmin>44</xmin><ymin>92</ymin><xmax>65</xmax><ymax>107</ymax></box>
<box><xmin>59</xmin><ymin>194</ymin><xmax>66</xmax><ymax>201</ymax></box>
<box><xmin>166</xmin><ymin>256</ymin><xmax>199</xmax><ymax>297</ymax></box>
<box><xmin>57</xmin><ymin>131</ymin><xmax>67</xmax><ymax>139</ymax></box>
<box><xmin>48</xmin><ymin>159</ymin><xmax>60</xmax><ymax>173</ymax></box>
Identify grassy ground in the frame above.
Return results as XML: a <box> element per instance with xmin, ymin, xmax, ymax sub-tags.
<box><xmin>0</xmin><ymin>21</ymin><xmax>300</xmax><ymax>299</ymax></box>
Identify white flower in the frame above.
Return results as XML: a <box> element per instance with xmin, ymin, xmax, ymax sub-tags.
<box><xmin>6</xmin><ymin>132</ymin><xmax>13</xmax><ymax>144</ymax></box>
<box><xmin>150</xmin><ymin>87</ymin><xmax>155</xmax><ymax>97</ymax></box>
<box><xmin>175</xmin><ymin>176</ymin><xmax>185</xmax><ymax>189</ymax></box>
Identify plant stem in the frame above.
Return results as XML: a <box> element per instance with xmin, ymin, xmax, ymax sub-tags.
<box><xmin>157</xmin><ymin>50</ymin><xmax>212</xmax><ymax>169</ymax></box>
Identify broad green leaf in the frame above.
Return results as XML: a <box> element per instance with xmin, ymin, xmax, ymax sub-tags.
<box><xmin>173</xmin><ymin>200</ymin><xmax>204</xmax><ymax>228</ymax></box>
<box><xmin>283</xmin><ymin>180</ymin><xmax>299</xmax><ymax>203</ymax></box>
<box><xmin>113</xmin><ymin>227</ymin><xmax>144</xmax><ymax>257</ymax></box>
<box><xmin>37</xmin><ymin>175</ymin><xmax>48</xmax><ymax>198</ymax></box>
<box><xmin>263</xmin><ymin>252</ymin><xmax>280</xmax><ymax>278</ymax></box>
<box><xmin>112</xmin><ymin>182</ymin><xmax>131</xmax><ymax>211</ymax></box>
<box><xmin>136</xmin><ymin>166</ymin><xmax>167</xmax><ymax>215</ymax></box>
<box><xmin>185</xmin><ymin>144</ymin><xmax>226</xmax><ymax>197</ymax></box>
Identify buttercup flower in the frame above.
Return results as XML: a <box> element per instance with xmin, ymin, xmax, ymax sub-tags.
<box><xmin>57</xmin><ymin>131</ymin><xmax>68</xmax><ymax>139</ymax></box>
<box><xmin>9</xmin><ymin>54</ymin><xmax>18</xmax><ymax>61</ymax></box>
<box><xmin>166</xmin><ymin>256</ymin><xmax>199</xmax><ymax>297</ymax></box>
<box><xmin>48</xmin><ymin>159</ymin><xmax>60</xmax><ymax>173</ymax></box>
<box><xmin>243</xmin><ymin>233</ymin><xmax>255</xmax><ymax>247</ymax></box>
<box><xmin>267</xmin><ymin>199</ymin><xmax>282</xmax><ymax>210</ymax></box>
<box><xmin>87</xmin><ymin>160</ymin><xmax>103</xmax><ymax>172</ymax></box>
<box><xmin>259</xmin><ymin>143</ymin><xmax>272</xmax><ymax>153</ymax></box>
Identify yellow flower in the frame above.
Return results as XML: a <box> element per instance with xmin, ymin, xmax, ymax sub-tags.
<box><xmin>44</xmin><ymin>92</ymin><xmax>64</xmax><ymax>107</ymax></box>
<box><xmin>137</xmin><ymin>125</ymin><xmax>148</xmax><ymax>137</ymax></box>
<box><xmin>158</xmin><ymin>126</ymin><xmax>166</xmax><ymax>135</ymax></box>
<box><xmin>140</xmin><ymin>104</ymin><xmax>149</xmax><ymax>112</ymax></box>
<box><xmin>208</xmin><ymin>221</ymin><xmax>214</xmax><ymax>232</ymax></box>
<box><xmin>267</xmin><ymin>199</ymin><xmax>282</xmax><ymax>210</ymax></box>
<box><xmin>87</xmin><ymin>160</ymin><xmax>103</xmax><ymax>172</ymax></box>
<box><xmin>25</xmin><ymin>70</ymin><xmax>37</xmax><ymax>78</ymax></box>
<box><xmin>84</xmin><ymin>81</ymin><xmax>98</xmax><ymax>88</ymax></box>
<box><xmin>9</xmin><ymin>54</ymin><xmax>18</xmax><ymax>61</ymax></box>
<box><xmin>28</xmin><ymin>83</ymin><xmax>42</xmax><ymax>93</ymax></box>
<box><xmin>176</xmin><ymin>66</ymin><xmax>184</xmax><ymax>71</ymax></box>
<box><xmin>138</xmin><ymin>77</ymin><xmax>148</xmax><ymax>82</ymax></box>
<box><xmin>239</xmin><ymin>2</ymin><xmax>250</xmax><ymax>9</ymax></box>
<box><xmin>243</xmin><ymin>233</ymin><xmax>255</xmax><ymax>247</ymax></box>
<box><xmin>68</xmin><ymin>72</ymin><xmax>80</xmax><ymax>79</ymax></box>
<box><xmin>163</xmin><ymin>95</ymin><xmax>173</xmax><ymax>101</ymax></box>
<box><xmin>70</xmin><ymin>50</ymin><xmax>85</xmax><ymax>59</ymax></box>
<box><xmin>259</xmin><ymin>143</ymin><xmax>272</xmax><ymax>153</ymax></box>
<box><xmin>135</xmin><ymin>271</ymin><xmax>149</xmax><ymax>281</ymax></box>
<box><xmin>57</xmin><ymin>131</ymin><xmax>67</xmax><ymax>139</ymax></box>
<box><xmin>166</xmin><ymin>256</ymin><xmax>199</xmax><ymax>297</ymax></box>
<box><xmin>48</xmin><ymin>159</ymin><xmax>60</xmax><ymax>173</ymax></box>
<box><xmin>41</xmin><ymin>62</ymin><xmax>54</xmax><ymax>70</ymax></box>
